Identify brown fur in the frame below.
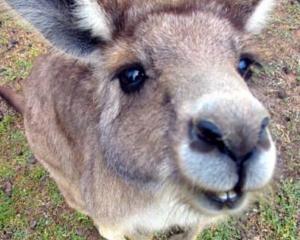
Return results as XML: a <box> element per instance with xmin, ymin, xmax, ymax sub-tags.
<box><xmin>0</xmin><ymin>86</ymin><xmax>24</xmax><ymax>114</ymax></box>
<box><xmin>1</xmin><ymin>1</ymin><xmax>277</xmax><ymax>239</ymax></box>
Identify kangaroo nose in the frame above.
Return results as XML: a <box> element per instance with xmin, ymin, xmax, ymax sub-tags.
<box><xmin>190</xmin><ymin>117</ymin><xmax>270</xmax><ymax>163</ymax></box>
<box><xmin>195</xmin><ymin>120</ymin><xmax>222</xmax><ymax>144</ymax></box>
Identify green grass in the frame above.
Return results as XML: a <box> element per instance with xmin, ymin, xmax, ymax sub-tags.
<box><xmin>1</xmin><ymin>60</ymin><xmax>33</xmax><ymax>82</ymax></box>
<box><xmin>259</xmin><ymin>180</ymin><xmax>299</xmax><ymax>240</ymax></box>
<box><xmin>199</xmin><ymin>220</ymin><xmax>240</xmax><ymax>240</ymax></box>
<box><xmin>0</xmin><ymin>189</ymin><xmax>15</xmax><ymax>228</ymax></box>
<box><xmin>0</xmin><ymin>13</ymin><xmax>44</xmax><ymax>86</ymax></box>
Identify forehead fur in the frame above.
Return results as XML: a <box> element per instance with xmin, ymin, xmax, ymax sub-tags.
<box><xmin>102</xmin><ymin>11</ymin><xmax>241</xmax><ymax>75</ymax></box>
<box><xmin>99</xmin><ymin>0</ymin><xmax>249</xmax><ymax>70</ymax></box>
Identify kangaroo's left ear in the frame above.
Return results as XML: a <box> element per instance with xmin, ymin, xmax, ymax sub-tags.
<box><xmin>227</xmin><ymin>0</ymin><xmax>277</xmax><ymax>34</ymax></box>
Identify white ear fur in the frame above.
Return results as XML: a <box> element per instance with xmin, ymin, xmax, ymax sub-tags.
<box><xmin>245</xmin><ymin>0</ymin><xmax>276</xmax><ymax>34</ymax></box>
<box><xmin>75</xmin><ymin>0</ymin><xmax>112</xmax><ymax>40</ymax></box>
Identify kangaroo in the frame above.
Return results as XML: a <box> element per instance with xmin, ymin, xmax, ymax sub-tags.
<box><xmin>0</xmin><ymin>0</ymin><xmax>277</xmax><ymax>239</ymax></box>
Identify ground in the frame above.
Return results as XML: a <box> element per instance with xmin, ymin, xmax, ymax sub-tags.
<box><xmin>0</xmin><ymin>1</ymin><xmax>299</xmax><ymax>239</ymax></box>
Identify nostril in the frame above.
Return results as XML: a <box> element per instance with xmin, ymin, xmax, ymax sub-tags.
<box><xmin>261</xmin><ymin>117</ymin><xmax>270</xmax><ymax>132</ymax></box>
<box><xmin>195</xmin><ymin>120</ymin><xmax>223</xmax><ymax>144</ymax></box>
<box><xmin>259</xmin><ymin>117</ymin><xmax>270</xmax><ymax>141</ymax></box>
<box><xmin>258</xmin><ymin>117</ymin><xmax>271</xmax><ymax>150</ymax></box>
<box><xmin>191</xmin><ymin>120</ymin><xmax>235</xmax><ymax>158</ymax></box>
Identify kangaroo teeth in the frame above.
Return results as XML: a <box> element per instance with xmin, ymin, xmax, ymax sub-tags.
<box><xmin>228</xmin><ymin>191</ymin><xmax>238</xmax><ymax>200</ymax></box>
<box><xmin>216</xmin><ymin>191</ymin><xmax>238</xmax><ymax>202</ymax></box>
<box><xmin>217</xmin><ymin>192</ymin><xmax>228</xmax><ymax>201</ymax></box>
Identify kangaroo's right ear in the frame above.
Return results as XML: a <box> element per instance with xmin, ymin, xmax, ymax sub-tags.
<box><xmin>3</xmin><ymin>0</ymin><xmax>113</xmax><ymax>58</ymax></box>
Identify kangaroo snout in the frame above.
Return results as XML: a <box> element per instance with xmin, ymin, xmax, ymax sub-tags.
<box><xmin>178</xmin><ymin>93</ymin><xmax>276</xmax><ymax>212</ymax></box>
<box><xmin>189</xmin><ymin>96</ymin><xmax>271</xmax><ymax>162</ymax></box>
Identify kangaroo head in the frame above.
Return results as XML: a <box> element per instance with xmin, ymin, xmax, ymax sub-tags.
<box><xmin>5</xmin><ymin>0</ymin><xmax>277</xmax><ymax>215</ymax></box>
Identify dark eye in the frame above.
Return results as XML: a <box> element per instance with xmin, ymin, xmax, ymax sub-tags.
<box><xmin>238</xmin><ymin>54</ymin><xmax>260</xmax><ymax>80</ymax></box>
<box><xmin>117</xmin><ymin>64</ymin><xmax>148</xmax><ymax>94</ymax></box>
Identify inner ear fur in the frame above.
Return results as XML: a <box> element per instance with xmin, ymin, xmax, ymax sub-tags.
<box><xmin>2</xmin><ymin>0</ymin><xmax>113</xmax><ymax>57</ymax></box>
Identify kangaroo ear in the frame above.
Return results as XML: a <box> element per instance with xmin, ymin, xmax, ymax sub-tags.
<box><xmin>3</xmin><ymin>0</ymin><xmax>113</xmax><ymax>57</ymax></box>
<box><xmin>245</xmin><ymin>0</ymin><xmax>276</xmax><ymax>33</ymax></box>
<box><xmin>226</xmin><ymin>0</ymin><xmax>276</xmax><ymax>34</ymax></box>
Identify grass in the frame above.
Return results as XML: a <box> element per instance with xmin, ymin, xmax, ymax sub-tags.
<box><xmin>0</xmin><ymin>13</ymin><xmax>44</xmax><ymax>87</ymax></box>
<box><xmin>0</xmin><ymin>1</ymin><xmax>300</xmax><ymax>239</ymax></box>
<box><xmin>259</xmin><ymin>180</ymin><xmax>299</xmax><ymax>239</ymax></box>
<box><xmin>199</xmin><ymin>220</ymin><xmax>240</xmax><ymax>240</ymax></box>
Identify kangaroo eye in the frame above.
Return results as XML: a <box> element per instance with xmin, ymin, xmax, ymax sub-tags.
<box><xmin>117</xmin><ymin>64</ymin><xmax>148</xmax><ymax>94</ymax></box>
<box><xmin>237</xmin><ymin>54</ymin><xmax>260</xmax><ymax>80</ymax></box>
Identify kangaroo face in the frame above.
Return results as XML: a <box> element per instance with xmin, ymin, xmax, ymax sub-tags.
<box><xmin>95</xmin><ymin>9</ymin><xmax>276</xmax><ymax>215</ymax></box>
<box><xmin>3</xmin><ymin>0</ymin><xmax>277</xmax><ymax>222</ymax></box>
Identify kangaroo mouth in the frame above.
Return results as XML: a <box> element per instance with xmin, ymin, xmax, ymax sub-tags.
<box><xmin>181</xmin><ymin>180</ymin><xmax>248</xmax><ymax>213</ymax></box>
<box><xmin>177</xmin><ymin>134</ymin><xmax>276</xmax><ymax>213</ymax></box>
<box><xmin>202</xmin><ymin>189</ymin><xmax>246</xmax><ymax>210</ymax></box>
<box><xmin>186</xmin><ymin>188</ymin><xmax>248</xmax><ymax>213</ymax></box>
